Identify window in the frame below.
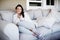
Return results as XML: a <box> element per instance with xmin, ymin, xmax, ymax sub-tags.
<box><xmin>29</xmin><ymin>2</ymin><xmax>41</xmax><ymax>6</ymax></box>
<box><xmin>36</xmin><ymin>0</ymin><xmax>41</xmax><ymax>1</ymax></box>
<box><xmin>46</xmin><ymin>0</ymin><xmax>54</xmax><ymax>5</ymax></box>
<box><xmin>26</xmin><ymin>0</ymin><xmax>42</xmax><ymax>10</ymax></box>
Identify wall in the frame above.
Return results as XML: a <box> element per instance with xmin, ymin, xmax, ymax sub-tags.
<box><xmin>0</xmin><ymin>0</ymin><xmax>59</xmax><ymax>11</ymax></box>
<box><xmin>58</xmin><ymin>0</ymin><xmax>60</xmax><ymax>11</ymax></box>
<box><xmin>0</xmin><ymin>0</ymin><xmax>26</xmax><ymax>10</ymax></box>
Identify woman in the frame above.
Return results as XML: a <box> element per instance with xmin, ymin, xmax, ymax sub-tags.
<box><xmin>13</xmin><ymin>4</ymin><xmax>31</xmax><ymax>25</ymax></box>
<box><xmin>13</xmin><ymin>4</ymin><xmax>38</xmax><ymax>40</ymax></box>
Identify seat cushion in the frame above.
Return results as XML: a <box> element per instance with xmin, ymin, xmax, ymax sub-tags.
<box><xmin>43</xmin><ymin>31</ymin><xmax>60</xmax><ymax>40</ymax></box>
<box><xmin>20</xmin><ymin>33</ymin><xmax>37</xmax><ymax>40</ymax></box>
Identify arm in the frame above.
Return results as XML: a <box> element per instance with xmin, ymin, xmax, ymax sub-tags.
<box><xmin>12</xmin><ymin>14</ymin><xmax>20</xmax><ymax>25</ymax></box>
<box><xmin>25</xmin><ymin>12</ymin><xmax>38</xmax><ymax>28</ymax></box>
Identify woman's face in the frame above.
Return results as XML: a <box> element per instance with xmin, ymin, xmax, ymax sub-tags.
<box><xmin>16</xmin><ymin>7</ymin><xmax>22</xmax><ymax>14</ymax></box>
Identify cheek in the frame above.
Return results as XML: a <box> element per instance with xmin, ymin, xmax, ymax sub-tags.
<box><xmin>16</xmin><ymin>10</ymin><xmax>22</xmax><ymax>13</ymax></box>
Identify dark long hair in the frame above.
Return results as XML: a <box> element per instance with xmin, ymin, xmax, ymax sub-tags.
<box><xmin>15</xmin><ymin>4</ymin><xmax>24</xmax><ymax>18</ymax></box>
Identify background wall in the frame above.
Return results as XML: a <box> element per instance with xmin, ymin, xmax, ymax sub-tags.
<box><xmin>0</xmin><ymin>0</ymin><xmax>59</xmax><ymax>11</ymax></box>
<box><xmin>58</xmin><ymin>0</ymin><xmax>60</xmax><ymax>11</ymax></box>
<box><xmin>0</xmin><ymin>0</ymin><xmax>26</xmax><ymax>10</ymax></box>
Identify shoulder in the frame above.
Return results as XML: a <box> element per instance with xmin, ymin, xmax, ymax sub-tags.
<box><xmin>24</xmin><ymin>12</ymin><xmax>29</xmax><ymax>16</ymax></box>
<box><xmin>13</xmin><ymin>14</ymin><xmax>17</xmax><ymax>18</ymax></box>
<box><xmin>13</xmin><ymin>14</ymin><xmax>18</xmax><ymax>20</ymax></box>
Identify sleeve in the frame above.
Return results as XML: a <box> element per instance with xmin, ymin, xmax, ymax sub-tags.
<box><xmin>24</xmin><ymin>12</ymin><xmax>32</xmax><ymax>21</ymax></box>
<box><xmin>24</xmin><ymin>12</ymin><xmax>38</xmax><ymax>28</ymax></box>
<box><xmin>13</xmin><ymin>14</ymin><xmax>20</xmax><ymax>25</ymax></box>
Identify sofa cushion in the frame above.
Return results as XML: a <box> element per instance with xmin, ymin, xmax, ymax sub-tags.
<box><xmin>52</xmin><ymin>22</ymin><xmax>60</xmax><ymax>33</ymax></box>
<box><xmin>20</xmin><ymin>33</ymin><xmax>37</xmax><ymax>40</ymax></box>
<box><xmin>41</xmin><ymin>9</ymin><xmax>50</xmax><ymax>17</ymax></box>
<box><xmin>0</xmin><ymin>11</ymin><xmax>15</xmax><ymax>22</ymax></box>
<box><xmin>27</xmin><ymin>9</ymin><xmax>35</xmax><ymax>20</ymax></box>
<box><xmin>55</xmin><ymin>12</ymin><xmax>60</xmax><ymax>22</ymax></box>
<box><xmin>27</xmin><ymin>9</ymin><xmax>42</xmax><ymax>20</ymax></box>
<box><xmin>46</xmin><ymin>9</ymin><xmax>60</xmax><ymax>23</ymax></box>
<box><xmin>43</xmin><ymin>31</ymin><xmax>60</xmax><ymax>40</ymax></box>
<box><xmin>52</xmin><ymin>11</ymin><xmax>60</xmax><ymax>23</ymax></box>
<box><xmin>37</xmin><ymin>12</ymin><xmax>56</xmax><ymax>28</ymax></box>
<box><xmin>43</xmin><ymin>16</ymin><xmax>56</xmax><ymax>28</ymax></box>
<box><xmin>36</xmin><ymin>9</ymin><xmax>58</xmax><ymax>28</ymax></box>
<box><xmin>33</xmin><ymin>9</ymin><xmax>42</xmax><ymax>19</ymax></box>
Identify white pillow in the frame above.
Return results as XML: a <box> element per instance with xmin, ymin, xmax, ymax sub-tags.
<box><xmin>47</xmin><ymin>9</ymin><xmax>60</xmax><ymax>23</ymax></box>
<box><xmin>27</xmin><ymin>9</ymin><xmax>42</xmax><ymax>20</ymax></box>
<box><xmin>37</xmin><ymin>12</ymin><xmax>56</xmax><ymax>28</ymax></box>
<box><xmin>34</xmin><ymin>9</ymin><xmax>42</xmax><ymax>18</ymax></box>
<box><xmin>53</xmin><ymin>12</ymin><xmax>60</xmax><ymax>22</ymax></box>
<box><xmin>43</xmin><ymin>16</ymin><xmax>56</xmax><ymax>28</ymax></box>
<box><xmin>42</xmin><ymin>9</ymin><xmax>50</xmax><ymax>17</ymax></box>
<box><xmin>0</xmin><ymin>11</ymin><xmax>15</xmax><ymax>22</ymax></box>
<box><xmin>27</xmin><ymin>9</ymin><xmax>34</xmax><ymax>20</ymax></box>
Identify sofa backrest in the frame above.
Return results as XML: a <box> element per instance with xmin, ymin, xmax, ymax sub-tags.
<box><xmin>26</xmin><ymin>9</ymin><xmax>50</xmax><ymax>20</ymax></box>
<box><xmin>0</xmin><ymin>10</ymin><xmax>15</xmax><ymax>23</ymax></box>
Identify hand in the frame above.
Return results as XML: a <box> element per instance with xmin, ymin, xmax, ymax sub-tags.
<box><xmin>29</xmin><ymin>29</ymin><xmax>37</xmax><ymax>36</ymax></box>
<box><xmin>32</xmin><ymin>32</ymin><xmax>38</xmax><ymax>37</ymax></box>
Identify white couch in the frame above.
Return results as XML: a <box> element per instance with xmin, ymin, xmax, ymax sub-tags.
<box><xmin>0</xmin><ymin>8</ymin><xmax>60</xmax><ymax>40</ymax></box>
<box><xmin>27</xmin><ymin>8</ymin><xmax>60</xmax><ymax>40</ymax></box>
<box><xmin>0</xmin><ymin>10</ymin><xmax>37</xmax><ymax>40</ymax></box>
<box><xmin>0</xmin><ymin>11</ymin><xmax>19</xmax><ymax>40</ymax></box>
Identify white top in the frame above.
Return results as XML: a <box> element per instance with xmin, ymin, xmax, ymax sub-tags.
<box><xmin>13</xmin><ymin>12</ymin><xmax>32</xmax><ymax>24</ymax></box>
<box><xmin>13</xmin><ymin>12</ymin><xmax>38</xmax><ymax>33</ymax></box>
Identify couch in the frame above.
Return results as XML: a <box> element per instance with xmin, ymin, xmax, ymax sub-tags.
<box><xmin>0</xmin><ymin>10</ymin><xmax>19</xmax><ymax>40</ymax></box>
<box><xmin>0</xmin><ymin>8</ymin><xmax>60</xmax><ymax>40</ymax></box>
<box><xmin>27</xmin><ymin>8</ymin><xmax>60</xmax><ymax>40</ymax></box>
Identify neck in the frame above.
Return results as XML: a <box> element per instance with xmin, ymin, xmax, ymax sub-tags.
<box><xmin>17</xmin><ymin>14</ymin><xmax>21</xmax><ymax>19</ymax></box>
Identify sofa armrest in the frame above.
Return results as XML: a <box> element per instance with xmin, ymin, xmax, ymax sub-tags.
<box><xmin>0</xmin><ymin>20</ymin><xmax>19</xmax><ymax>40</ymax></box>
